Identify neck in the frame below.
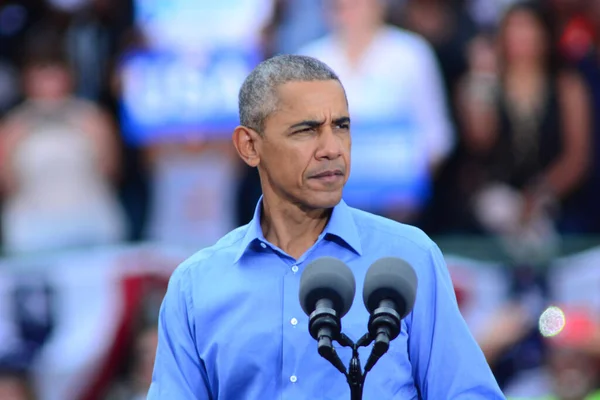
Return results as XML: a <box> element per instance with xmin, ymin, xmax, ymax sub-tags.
<box><xmin>260</xmin><ymin>192</ymin><xmax>332</xmax><ymax>260</ymax></box>
<box><xmin>504</xmin><ymin>61</ymin><xmax>544</xmax><ymax>78</ymax></box>
<box><xmin>338</xmin><ymin>24</ymin><xmax>382</xmax><ymax>67</ymax></box>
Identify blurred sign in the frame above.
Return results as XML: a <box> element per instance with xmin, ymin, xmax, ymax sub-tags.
<box><xmin>134</xmin><ymin>0</ymin><xmax>273</xmax><ymax>53</ymax></box>
<box><xmin>119</xmin><ymin>48</ymin><xmax>261</xmax><ymax>145</ymax></box>
<box><xmin>343</xmin><ymin>118</ymin><xmax>431</xmax><ymax>212</ymax></box>
<box><xmin>146</xmin><ymin>152</ymin><xmax>237</xmax><ymax>247</ymax></box>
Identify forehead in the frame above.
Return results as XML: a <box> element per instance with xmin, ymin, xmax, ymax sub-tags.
<box><xmin>272</xmin><ymin>80</ymin><xmax>348</xmax><ymax>121</ymax></box>
<box><xmin>505</xmin><ymin>9</ymin><xmax>541</xmax><ymax>27</ymax></box>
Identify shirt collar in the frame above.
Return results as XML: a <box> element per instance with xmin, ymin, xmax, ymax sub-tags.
<box><xmin>234</xmin><ymin>196</ymin><xmax>363</xmax><ymax>263</ymax></box>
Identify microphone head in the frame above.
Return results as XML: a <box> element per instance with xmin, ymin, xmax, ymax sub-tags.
<box><xmin>299</xmin><ymin>257</ymin><xmax>356</xmax><ymax>318</ymax></box>
<box><xmin>363</xmin><ymin>257</ymin><xmax>418</xmax><ymax>319</ymax></box>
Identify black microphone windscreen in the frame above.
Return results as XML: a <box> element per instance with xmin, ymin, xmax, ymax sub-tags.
<box><xmin>363</xmin><ymin>257</ymin><xmax>417</xmax><ymax>319</ymax></box>
<box><xmin>299</xmin><ymin>257</ymin><xmax>356</xmax><ymax>318</ymax></box>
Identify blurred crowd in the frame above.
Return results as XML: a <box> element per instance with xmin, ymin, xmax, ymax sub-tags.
<box><xmin>1</xmin><ymin>0</ymin><xmax>600</xmax><ymax>399</ymax></box>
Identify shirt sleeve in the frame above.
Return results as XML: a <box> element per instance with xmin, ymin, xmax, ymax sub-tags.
<box><xmin>147</xmin><ymin>266</ymin><xmax>212</xmax><ymax>399</ymax></box>
<box><xmin>407</xmin><ymin>243</ymin><xmax>506</xmax><ymax>399</ymax></box>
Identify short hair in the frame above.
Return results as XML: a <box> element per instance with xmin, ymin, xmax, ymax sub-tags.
<box><xmin>20</xmin><ymin>27</ymin><xmax>68</xmax><ymax>69</ymax></box>
<box><xmin>238</xmin><ymin>55</ymin><xmax>344</xmax><ymax>134</ymax></box>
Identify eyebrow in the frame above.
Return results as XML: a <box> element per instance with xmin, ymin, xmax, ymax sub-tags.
<box><xmin>288</xmin><ymin>116</ymin><xmax>351</xmax><ymax>130</ymax></box>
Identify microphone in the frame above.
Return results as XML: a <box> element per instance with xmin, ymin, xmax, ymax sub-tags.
<box><xmin>362</xmin><ymin>257</ymin><xmax>417</xmax><ymax>372</ymax></box>
<box><xmin>299</xmin><ymin>257</ymin><xmax>356</xmax><ymax>374</ymax></box>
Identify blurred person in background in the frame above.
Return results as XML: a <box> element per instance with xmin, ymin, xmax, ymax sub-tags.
<box><xmin>476</xmin><ymin>264</ymin><xmax>551</xmax><ymax>396</ymax></box>
<box><xmin>0</xmin><ymin>367</ymin><xmax>34</xmax><ymax>400</ymax></box>
<box><xmin>105</xmin><ymin>323</ymin><xmax>158</xmax><ymax>400</ymax></box>
<box><xmin>62</xmin><ymin>0</ymin><xmax>134</xmax><ymax>105</ymax></box>
<box><xmin>569</xmin><ymin>0</ymin><xmax>600</xmax><ymax>235</ymax></box>
<box><xmin>298</xmin><ymin>0</ymin><xmax>455</xmax><ymax>225</ymax></box>
<box><xmin>105</xmin><ymin>277</ymin><xmax>164</xmax><ymax>400</ymax></box>
<box><xmin>0</xmin><ymin>61</ymin><xmax>20</xmax><ymax>117</ymax></box>
<box><xmin>457</xmin><ymin>1</ymin><xmax>591</xmax><ymax>255</ymax></box>
<box><xmin>390</xmin><ymin>0</ymin><xmax>480</xmax><ymax>234</ymax></box>
<box><xmin>545</xmin><ymin>0</ymin><xmax>594</xmax><ymax>64</ymax></box>
<box><xmin>467</xmin><ymin>0</ymin><xmax>519</xmax><ymax>31</ymax></box>
<box><xmin>267</xmin><ymin>0</ymin><xmax>328</xmax><ymax>56</ymax></box>
<box><xmin>393</xmin><ymin>0</ymin><xmax>477</xmax><ymax>120</ymax></box>
<box><xmin>0</xmin><ymin>345</ymin><xmax>38</xmax><ymax>400</ymax></box>
<box><xmin>0</xmin><ymin>33</ymin><xmax>126</xmax><ymax>254</ymax></box>
<box><xmin>509</xmin><ymin>307</ymin><xmax>600</xmax><ymax>400</ymax></box>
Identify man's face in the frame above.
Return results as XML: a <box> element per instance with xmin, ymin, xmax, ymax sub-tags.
<box><xmin>325</xmin><ymin>0</ymin><xmax>383</xmax><ymax>32</ymax></box>
<box><xmin>257</xmin><ymin>80</ymin><xmax>351</xmax><ymax>210</ymax></box>
<box><xmin>24</xmin><ymin>63</ymin><xmax>71</xmax><ymax>100</ymax></box>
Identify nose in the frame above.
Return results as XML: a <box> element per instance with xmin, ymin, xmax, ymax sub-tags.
<box><xmin>315</xmin><ymin>127</ymin><xmax>343</xmax><ymax>160</ymax></box>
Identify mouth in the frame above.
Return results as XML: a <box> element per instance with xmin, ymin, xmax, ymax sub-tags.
<box><xmin>309</xmin><ymin>170</ymin><xmax>345</xmax><ymax>182</ymax></box>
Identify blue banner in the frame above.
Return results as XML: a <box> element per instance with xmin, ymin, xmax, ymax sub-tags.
<box><xmin>342</xmin><ymin>118</ymin><xmax>432</xmax><ymax>212</ymax></box>
<box><xmin>118</xmin><ymin>48</ymin><xmax>261</xmax><ymax>145</ymax></box>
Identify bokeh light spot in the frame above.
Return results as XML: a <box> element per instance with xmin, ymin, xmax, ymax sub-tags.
<box><xmin>539</xmin><ymin>306</ymin><xmax>566</xmax><ymax>338</ymax></box>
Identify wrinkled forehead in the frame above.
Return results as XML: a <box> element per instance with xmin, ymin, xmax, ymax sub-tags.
<box><xmin>271</xmin><ymin>80</ymin><xmax>349</xmax><ymax>121</ymax></box>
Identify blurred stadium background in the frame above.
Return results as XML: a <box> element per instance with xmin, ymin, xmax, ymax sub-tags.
<box><xmin>0</xmin><ymin>0</ymin><xmax>600</xmax><ymax>399</ymax></box>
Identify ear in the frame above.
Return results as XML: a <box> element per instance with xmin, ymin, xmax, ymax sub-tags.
<box><xmin>232</xmin><ymin>125</ymin><xmax>261</xmax><ymax>167</ymax></box>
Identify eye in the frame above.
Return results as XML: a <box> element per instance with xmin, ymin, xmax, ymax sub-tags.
<box><xmin>335</xmin><ymin>123</ymin><xmax>350</xmax><ymax>131</ymax></box>
<box><xmin>293</xmin><ymin>127</ymin><xmax>316</xmax><ymax>134</ymax></box>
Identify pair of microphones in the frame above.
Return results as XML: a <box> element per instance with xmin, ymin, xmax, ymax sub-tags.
<box><xmin>298</xmin><ymin>257</ymin><xmax>418</xmax><ymax>399</ymax></box>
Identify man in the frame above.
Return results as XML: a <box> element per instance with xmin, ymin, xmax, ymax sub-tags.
<box><xmin>148</xmin><ymin>55</ymin><xmax>504</xmax><ymax>399</ymax></box>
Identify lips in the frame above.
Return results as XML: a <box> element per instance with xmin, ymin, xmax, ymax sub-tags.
<box><xmin>311</xmin><ymin>170</ymin><xmax>344</xmax><ymax>179</ymax></box>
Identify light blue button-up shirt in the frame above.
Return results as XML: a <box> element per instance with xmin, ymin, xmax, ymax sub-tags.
<box><xmin>148</xmin><ymin>198</ymin><xmax>505</xmax><ymax>399</ymax></box>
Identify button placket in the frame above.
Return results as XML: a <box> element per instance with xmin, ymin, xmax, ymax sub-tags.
<box><xmin>282</xmin><ymin>259</ymin><xmax>303</xmax><ymax>395</ymax></box>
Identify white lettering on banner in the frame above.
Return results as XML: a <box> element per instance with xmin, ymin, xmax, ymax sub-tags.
<box><xmin>122</xmin><ymin>57</ymin><xmax>166</xmax><ymax>125</ymax></box>
<box><xmin>120</xmin><ymin>50</ymin><xmax>257</xmax><ymax>143</ymax></box>
<box><xmin>122</xmin><ymin>53</ymin><xmax>250</xmax><ymax>124</ymax></box>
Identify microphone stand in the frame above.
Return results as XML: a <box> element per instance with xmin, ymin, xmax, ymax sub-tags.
<box><xmin>309</xmin><ymin>307</ymin><xmax>396</xmax><ymax>399</ymax></box>
<box><xmin>331</xmin><ymin>333</ymin><xmax>376</xmax><ymax>400</ymax></box>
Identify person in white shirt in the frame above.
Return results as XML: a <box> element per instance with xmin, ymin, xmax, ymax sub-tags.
<box><xmin>297</xmin><ymin>0</ymin><xmax>454</xmax><ymax>223</ymax></box>
<box><xmin>0</xmin><ymin>44</ymin><xmax>126</xmax><ymax>254</ymax></box>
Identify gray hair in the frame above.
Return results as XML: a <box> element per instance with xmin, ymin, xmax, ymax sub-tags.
<box><xmin>238</xmin><ymin>54</ymin><xmax>343</xmax><ymax>134</ymax></box>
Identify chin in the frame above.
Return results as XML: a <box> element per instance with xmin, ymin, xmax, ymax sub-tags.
<box><xmin>305</xmin><ymin>191</ymin><xmax>343</xmax><ymax>210</ymax></box>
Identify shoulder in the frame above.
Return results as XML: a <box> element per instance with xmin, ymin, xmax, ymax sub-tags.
<box><xmin>170</xmin><ymin>224</ymin><xmax>249</xmax><ymax>282</ymax></box>
<box><xmin>2</xmin><ymin>102</ymin><xmax>31</xmax><ymax>124</ymax></box>
<box><xmin>375</xmin><ymin>26</ymin><xmax>439</xmax><ymax>74</ymax></box>
<box><xmin>0</xmin><ymin>103</ymin><xmax>34</xmax><ymax>139</ymax></box>
<box><xmin>349</xmin><ymin>206</ymin><xmax>435</xmax><ymax>253</ymax></box>
<box><xmin>380</xmin><ymin>25</ymin><xmax>435</xmax><ymax>55</ymax></box>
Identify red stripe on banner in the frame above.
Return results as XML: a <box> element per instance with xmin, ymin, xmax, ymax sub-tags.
<box><xmin>79</xmin><ymin>275</ymin><xmax>146</xmax><ymax>400</ymax></box>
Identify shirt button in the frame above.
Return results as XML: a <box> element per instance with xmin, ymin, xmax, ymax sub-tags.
<box><xmin>260</xmin><ymin>242</ymin><xmax>267</xmax><ymax>249</ymax></box>
<box><xmin>290</xmin><ymin>317</ymin><xmax>298</xmax><ymax>326</ymax></box>
<box><xmin>291</xmin><ymin>265</ymin><xmax>299</xmax><ymax>273</ymax></box>
<box><xmin>290</xmin><ymin>375</ymin><xmax>297</xmax><ymax>383</ymax></box>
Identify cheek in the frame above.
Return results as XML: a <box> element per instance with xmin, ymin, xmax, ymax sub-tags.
<box><xmin>344</xmin><ymin>136</ymin><xmax>352</xmax><ymax>161</ymax></box>
<box><xmin>505</xmin><ymin>21</ymin><xmax>545</xmax><ymax>59</ymax></box>
<box><xmin>262</xmin><ymin>146</ymin><xmax>308</xmax><ymax>185</ymax></box>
